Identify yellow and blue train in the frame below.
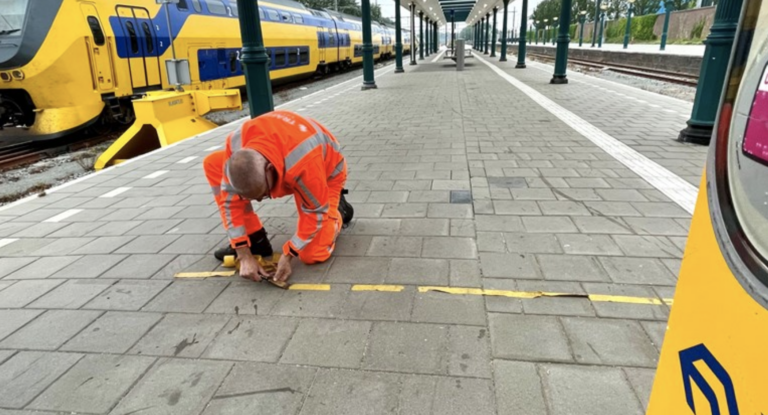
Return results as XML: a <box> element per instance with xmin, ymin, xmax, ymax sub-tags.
<box><xmin>0</xmin><ymin>0</ymin><xmax>412</xmax><ymax>144</ymax></box>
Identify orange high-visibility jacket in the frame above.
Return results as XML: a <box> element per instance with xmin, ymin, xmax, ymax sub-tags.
<box><xmin>221</xmin><ymin>111</ymin><xmax>346</xmax><ymax>257</ymax></box>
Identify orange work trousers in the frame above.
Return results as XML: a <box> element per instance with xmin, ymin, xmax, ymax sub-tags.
<box><xmin>203</xmin><ymin>150</ymin><xmax>345</xmax><ymax>264</ymax></box>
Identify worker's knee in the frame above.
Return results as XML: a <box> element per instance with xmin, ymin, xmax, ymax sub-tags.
<box><xmin>296</xmin><ymin>245</ymin><xmax>332</xmax><ymax>265</ymax></box>
<box><xmin>203</xmin><ymin>150</ymin><xmax>225</xmax><ymax>184</ymax></box>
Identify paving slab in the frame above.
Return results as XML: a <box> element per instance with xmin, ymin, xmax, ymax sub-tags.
<box><xmin>203</xmin><ymin>316</ymin><xmax>298</xmax><ymax>362</ymax></box>
<box><xmin>0</xmin><ymin>280</ymin><xmax>63</xmax><ymax>308</ymax></box>
<box><xmin>27</xmin><ymin>354</ymin><xmax>154</xmax><ymax>413</ymax></box>
<box><xmin>280</xmin><ymin>318</ymin><xmax>371</xmax><ymax>368</ymax></box>
<box><xmin>0</xmin><ymin>309</ymin><xmax>102</xmax><ymax>350</ymax></box>
<box><xmin>0</xmin><ymin>351</ymin><xmax>83</xmax><ymax>408</ymax></box>
<box><xmin>109</xmin><ymin>358</ymin><xmax>231</xmax><ymax>415</ymax></box>
<box><xmin>202</xmin><ymin>362</ymin><xmax>316</xmax><ymax>415</ymax></box>
<box><xmin>541</xmin><ymin>363</ymin><xmax>645</xmax><ymax>415</ymax></box>
<box><xmin>61</xmin><ymin>311</ymin><xmax>162</xmax><ymax>353</ymax></box>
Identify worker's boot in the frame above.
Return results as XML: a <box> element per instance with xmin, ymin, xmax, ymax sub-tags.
<box><xmin>213</xmin><ymin>227</ymin><xmax>273</xmax><ymax>261</ymax></box>
<box><xmin>339</xmin><ymin>189</ymin><xmax>354</xmax><ymax>227</ymax></box>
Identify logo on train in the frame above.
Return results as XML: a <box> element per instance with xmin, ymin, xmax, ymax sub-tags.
<box><xmin>679</xmin><ymin>344</ymin><xmax>739</xmax><ymax>415</ymax></box>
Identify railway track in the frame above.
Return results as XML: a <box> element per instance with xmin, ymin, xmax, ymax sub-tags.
<box><xmin>0</xmin><ymin>134</ymin><xmax>117</xmax><ymax>172</ymax></box>
<box><xmin>528</xmin><ymin>53</ymin><xmax>699</xmax><ymax>87</ymax></box>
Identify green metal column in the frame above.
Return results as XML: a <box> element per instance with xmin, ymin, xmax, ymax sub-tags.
<box><xmin>484</xmin><ymin>13</ymin><xmax>490</xmax><ymax>54</ymax></box>
<box><xmin>419</xmin><ymin>11</ymin><xmax>424</xmax><ymax>60</ymax></box>
<box><xmin>591</xmin><ymin>0</ymin><xmax>601</xmax><ymax>47</ymax></box>
<box><xmin>490</xmin><ymin>7</ymin><xmax>498</xmax><ymax>57</ymax></box>
<box><xmin>623</xmin><ymin>1</ymin><xmax>634</xmax><ymax>49</ymax></box>
<box><xmin>434</xmin><ymin>22</ymin><xmax>438</xmax><ymax>53</ymax></box>
<box><xmin>395</xmin><ymin>0</ymin><xmax>404</xmax><ymax>73</ymax></box>
<box><xmin>660</xmin><ymin>1</ymin><xmax>674</xmax><ymax>51</ymax></box>
<box><xmin>578</xmin><ymin>12</ymin><xmax>586</xmax><ymax>46</ymax></box>
<box><xmin>480</xmin><ymin>18</ymin><xmax>485</xmax><ymax>51</ymax></box>
<box><xmin>551</xmin><ymin>0</ymin><xmax>572</xmax><ymax>84</ymax></box>
<box><xmin>425</xmin><ymin>18</ymin><xmax>430</xmax><ymax>56</ymax></box>
<box><xmin>551</xmin><ymin>18</ymin><xmax>557</xmax><ymax>45</ymax></box>
<box><xmin>361</xmin><ymin>0</ymin><xmax>377</xmax><ymax>89</ymax></box>
<box><xmin>410</xmin><ymin>3</ymin><xmax>417</xmax><ymax>65</ymax></box>
<box><xmin>678</xmin><ymin>0</ymin><xmax>745</xmax><ymax>144</ymax></box>
<box><xmin>597</xmin><ymin>12</ymin><xmax>605</xmax><ymax>47</ymax></box>
<box><xmin>499</xmin><ymin>0</ymin><xmax>509</xmax><ymax>61</ymax></box>
<box><xmin>516</xmin><ymin>0</ymin><xmax>528</xmax><ymax>68</ymax></box>
<box><xmin>451</xmin><ymin>11</ymin><xmax>455</xmax><ymax>53</ymax></box>
<box><xmin>236</xmin><ymin>0</ymin><xmax>273</xmax><ymax>117</ymax></box>
<box><xmin>474</xmin><ymin>24</ymin><xmax>478</xmax><ymax>49</ymax></box>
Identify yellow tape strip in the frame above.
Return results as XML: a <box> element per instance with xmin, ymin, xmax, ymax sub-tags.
<box><xmin>288</xmin><ymin>284</ymin><xmax>331</xmax><ymax>291</ymax></box>
<box><xmin>172</xmin><ymin>274</ymin><xmax>673</xmax><ymax>306</ymax></box>
<box><xmin>589</xmin><ymin>294</ymin><xmax>663</xmax><ymax>305</ymax></box>
<box><xmin>352</xmin><ymin>284</ymin><xmax>405</xmax><ymax>292</ymax></box>
<box><xmin>175</xmin><ymin>271</ymin><xmax>236</xmax><ymax>278</ymax></box>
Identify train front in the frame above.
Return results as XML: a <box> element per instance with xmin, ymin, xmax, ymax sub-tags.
<box><xmin>0</xmin><ymin>0</ymin><xmax>104</xmax><ymax>144</ymax></box>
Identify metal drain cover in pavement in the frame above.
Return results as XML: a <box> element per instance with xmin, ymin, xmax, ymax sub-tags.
<box><xmin>487</xmin><ymin>177</ymin><xmax>528</xmax><ymax>188</ymax></box>
<box><xmin>450</xmin><ymin>190</ymin><xmax>472</xmax><ymax>204</ymax></box>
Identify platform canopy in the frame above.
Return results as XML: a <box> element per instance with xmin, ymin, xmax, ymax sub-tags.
<box><xmin>399</xmin><ymin>0</ymin><xmax>448</xmax><ymax>25</ymax></box>
<box><xmin>464</xmin><ymin>0</ymin><xmax>506</xmax><ymax>25</ymax></box>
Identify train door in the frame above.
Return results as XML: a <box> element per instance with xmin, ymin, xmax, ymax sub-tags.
<box><xmin>327</xmin><ymin>27</ymin><xmax>339</xmax><ymax>64</ymax></box>
<box><xmin>131</xmin><ymin>8</ymin><xmax>161</xmax><ymax>86</ymax></box>
<box><xmin>317</xmin><ymin>27</ymin><xmax>327</xmax><ymax>64</ymax></box>
<box><xmin>79</xmin><ymin>3</ymin><xmax>114</xmax><ymax>91</ymax></box>
<box><xmin>116</xmin><ymin>6</ymin><xmax>161</xmax><ymax>90</ymax></box>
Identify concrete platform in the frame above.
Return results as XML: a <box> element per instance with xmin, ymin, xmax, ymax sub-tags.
<box><xmin>0</xmin><ymin>50</ymin><xmax>705</xmax><ymax>414</ymax></box>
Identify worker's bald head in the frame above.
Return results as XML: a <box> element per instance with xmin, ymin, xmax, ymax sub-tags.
<box><xmin>229</xmin><ymin>148</ymin><xmax>273</xmax><ymax>201</ymax></box>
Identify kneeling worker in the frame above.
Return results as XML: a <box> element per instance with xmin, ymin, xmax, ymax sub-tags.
<box><xmin>204</xmin><ymin>110</ymin><xmax>353</xmax><ymax>283</ymax></box>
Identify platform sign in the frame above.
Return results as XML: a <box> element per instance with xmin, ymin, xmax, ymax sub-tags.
<box><xmin>646</xmin><ymin>1</ymin><xmax>768</xmax><ymax>414</ymax></box>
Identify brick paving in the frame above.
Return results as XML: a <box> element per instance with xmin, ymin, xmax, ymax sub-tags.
<box><xmin>0</xmin><ymin>51</ymin><xmax>706</xmax><ymax>414</ymax></box>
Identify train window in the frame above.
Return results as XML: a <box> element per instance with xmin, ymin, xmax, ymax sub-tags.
<box><xmin>86</xmin><ymin>16</ymin><xmax>105</xmax><ymax>46</ymax></box>
<box><xmin>267</xmin><ymin>10</ymin><xmax>279</xmax><ymax>21</ymax></box>
<box><xmin>259</xmin><ymin>8</ymin><xmax>265</xmax><ymax>20</ymax></box>
<box><xmin>288</xmin><ymin>49</ymin><xmax>298</xmax><ymax>65</ymax></box>
<box><xmin>328</xmin><ymin>29</ymin><xmax>335</xmax><ymax>46</ymax></box>
<box><xmin>192</xmin><ymin>0</ymin><xmax>202</xmax><ymax>12</ymax></box>
<box><xmin>293</xmin><ymin>14</ymin><xmax>304</xmax><ymax>24</ymax></box>
<box><xmin>206</xmin><ymin>0</ymin><xmax>228</xmax><ymax>15</ymax></box>
<box><xmin>141</xmin><ymin>22</ymin><xmax>154</xmax><ymax>53</ymax></box>
<box><xmin>125</xmin><ymin>21</ymin><xmax>139</xmax><ymax>54</ymax></box>
<box><xmin>229</xmin><ymin>2</ymin><xmax>238</xmax><ymax>16</ymax></box>
<box><xmin>300</xmin><ymin>49</ymin><xmax>309</xmax><ymax>64</ymax></box>
<box><xmin>274</xmin><ymin>50</ymin><xmax>286</xmax><ymax>67</ymax></box>
<box><xmin>280</xmin><ymin>12</ymin><xmax>292</xmax><ymax>23</ymax></box>
<box><xmin>177</xmin><ymin>0</ymin><xmax>189</xmax><ymax>11</ymax></box>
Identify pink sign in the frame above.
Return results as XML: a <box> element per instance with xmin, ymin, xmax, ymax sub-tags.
<box><xmin>743</xmin><ymin>64</ymin><xmax>768</xmax><ymax>165</ymax></box>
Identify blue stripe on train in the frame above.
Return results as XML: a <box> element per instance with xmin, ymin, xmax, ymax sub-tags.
<box><xmin>109</xmin><ymin>2</ymin><xmax>337</xmax><ymax>60</ymax></box>
<box><xmin>197</xmin><ymin>46</ymin><xmax>311</xmax><ymax>81</ymax></box>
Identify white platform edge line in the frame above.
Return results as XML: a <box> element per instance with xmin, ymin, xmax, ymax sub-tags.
<box><xmin>99</xmin><ymin>187</ymin><xmax>132</xmax><ymax>198</ymax></box>
<box><xmin>44</xmin><ymin>209</ymin><xmax>83</xmax><ymax>223</ymax></box>
<box><xmin>476</xmin><ymin>54</ymin><xmax>697</xmax><ymax>214</ymax></box>
<box><xmin>0</xmin><ymin>64</ymin><xmax>396</xmax><ymax>213</ymax></box>
<box><xmin>430</xmin><ymin>49</ymin><xmax>447</xmax><ymax>63</ymax></box>
<box><xmin>143</xmin><ymin>170</ymin><xmax>169</xmax><ymax>179</ymax></box>
<box><xmin>0</xmin><ymin>238</ymin><xmax>18</xmax><ymax>249</ymax></box>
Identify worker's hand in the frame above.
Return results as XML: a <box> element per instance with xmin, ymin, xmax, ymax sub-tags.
<box><xmin>274</xmin><ymin>254</ymin><xmax>293</xmax><ymax>282</ymax></box>
<box><xmin>236</xmin><ymin>247</ymin><xmax>272</xmax><ymax>282</ymax></box>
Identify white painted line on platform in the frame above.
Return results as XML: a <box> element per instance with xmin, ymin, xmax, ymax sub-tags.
<box><xmin>205</xmin><ymin>145</ymin><xmax>222</xmax><ymax>151</ymax></box>
<box><xmin>177</xmin><ymin>156</ymin><xmax>198</xmax><ymax>164</ymax></box>
<box><xmin>44</xmin><ymin>209</ymin><xmax>83</xmax><ymax>223</ymax></box>
<box><xmin>99</xmin><ymin>187</ymin><xmax>131</xmax><ymax>198</ymax></box>
<box><xmin>143</xmin><ymin>170</ymin><xmax>169</xmax><ymax>179</ymax></box>
<box><xmin>477</xmin><ymin>54</ymin><xmax>697</xmax><ymax>214</ymax></box>
<box><xmin>0</xmin><ymin>238</ymin><xmax>17</xmax><ymax>249</ymax></box>
<box><xmin>430</xmin><ymin>50</ymin><xmax>446</xmax><ymax>63</ymax></box>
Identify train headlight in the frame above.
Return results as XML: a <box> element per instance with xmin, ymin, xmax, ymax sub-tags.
<box><xmin>0</xmin><ymin>72</ymin><xmax>10</xmax><ymax>82</ymax></box>
<box><xmin>11</xmin><ymin>70</ymin><xmax>24</xmax><ymax>80</ymax></box>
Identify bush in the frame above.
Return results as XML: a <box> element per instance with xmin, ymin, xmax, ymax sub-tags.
<box><xmin>633</xmin><ymin>14</ymin><xmax>658</xmax><ymax>41</ymax></box>
<box><xmin>690</xmin><ymin>18</ymin><xmax>705</xmax><ymax>39</ymax></box>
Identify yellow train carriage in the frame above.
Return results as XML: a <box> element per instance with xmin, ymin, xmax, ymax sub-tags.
<box><xmin>0</xmin><ymin>0</ymin><xmax>384</xmax><ymax>144</ymax></box>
